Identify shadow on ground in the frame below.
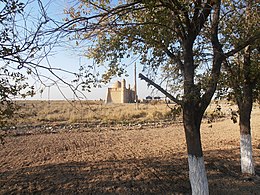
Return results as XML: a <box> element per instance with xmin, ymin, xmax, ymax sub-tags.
<box><xmin>1</xmin><ymin>148</ymin><xmax>259</xmax><ymax>195</ymax></box>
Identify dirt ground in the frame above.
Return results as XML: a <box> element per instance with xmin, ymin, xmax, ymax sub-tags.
<box><xmin>1</xmin><ymin>108</ymin><xmax>260</xmax><ymax>194</ymax></box>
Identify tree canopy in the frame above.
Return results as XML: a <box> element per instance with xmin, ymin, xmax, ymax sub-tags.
<box><xmin>63</xmin><ymin>0</ymin><xmax>259</xmax><ymax>106</ymax></box>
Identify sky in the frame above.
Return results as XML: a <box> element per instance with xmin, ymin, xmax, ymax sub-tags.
<box><xmin>22</xmin><ymin>0</ymin><xmax>162</xmax><ymax>100</ymax></box>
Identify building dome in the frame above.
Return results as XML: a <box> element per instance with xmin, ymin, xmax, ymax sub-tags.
<box><xmin>112</xmin><ymin>81</ymin><xmax>121</xmax><ymax>88</ymax></box>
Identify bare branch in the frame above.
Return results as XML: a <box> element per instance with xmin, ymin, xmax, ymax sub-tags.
<box><xmin>139</xmin><ymin>73</ymin><xmax>182</xmax><ymax>105</ymax></box>
<box><xmin>224</xmin><ymin>32</ymin><xmax>260</xmax><ymax>58</ymax></box>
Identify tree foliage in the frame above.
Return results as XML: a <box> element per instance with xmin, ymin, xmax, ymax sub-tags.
<box><xmin>0</xmin><ymin>0</ymin><xmax>104</xmax><ymax>129</ymax></box>
<box><xmin>0</xmin><ymin>0</ymin><xmax>52</xmax><ymax>126</ymax></box>
<box><xmin>63</xmin><ymin>1</ymin><xmax>259</xmax><ymax>109</ymax></box>
<box><xmin>215</xmin><ymin>0</ymin><xmax>260</xmax><ymax>103</ymax></box>
<box><xmin>0</xmin><ymin>0</ymin><xmax>30</xmax><ymax>125</ymax></box>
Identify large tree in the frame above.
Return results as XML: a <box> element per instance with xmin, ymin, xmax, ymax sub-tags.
<box><xmin>62</xmin><ymin>0</ymin><xmax>260</xmax><ymax>194</ymax></box>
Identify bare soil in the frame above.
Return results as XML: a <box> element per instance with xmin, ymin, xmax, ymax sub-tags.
<box><xmin>1</xmin><ymin>108</ymin><xmax>260</xmax><ymax>194</ymax></box>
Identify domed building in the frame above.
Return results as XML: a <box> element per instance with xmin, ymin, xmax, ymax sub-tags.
<box><xmin>112</xmin><ymin>80</ymin><xmax>121</xmax><ymax>88</ymax></box>
<box><xmin>106</xmin><ymin>79</ymin><xmax>136</xmax><ymax>103</ymax></box>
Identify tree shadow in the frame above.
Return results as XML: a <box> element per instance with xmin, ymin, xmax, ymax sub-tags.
<box><xmin>1</xmin><ymin>148</ymin><xmax>259</xmax><ymax>194</ymax></box>
<box><xmin>205</xmin><ymin>147</ymin><xmax>260</xmax><ymax>195</ymax></box>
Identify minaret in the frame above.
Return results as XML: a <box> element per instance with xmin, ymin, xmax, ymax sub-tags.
<box><xmin>134</xmin><ymin>62</ymin><xmax>138</xmax><ymax>103</ymax></box>
<box><xmin>121</xmin><ymin>79</ymin><xmax>126</xmax><ymax>103</ymax></box>
<box><xmin>134</xmin><ymin>63</ymin><xmax>138</xmax><ymax>109</ymax></box>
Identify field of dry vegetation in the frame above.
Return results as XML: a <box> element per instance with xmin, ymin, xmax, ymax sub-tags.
<box><xmin>2</xmin><ymin>100</ymin><xmax>182</xmax><ymax>132</ymax></box>
<box><xmin>0</xmin><ymin>100</ymin><xmax>260</xmax><ymax>194</ymax></box>
<box><xmin>3</xmin><ymin>100</ymin><xmax>235</xmax><ymax>126</ymax></box>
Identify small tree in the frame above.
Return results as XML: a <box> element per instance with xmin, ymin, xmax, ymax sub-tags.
<box><xmin>216</xmin><ymin>0</ymin><xmax>260</xmax><ymax>175</ymax></box>
<box><xmin>0</xmin><ymin>0</ymin><xmax>60</xmax><ymax>128</ymax></box>
<box><xmin>218</xmin><ymin>44</ymin><xmax>259</xmax><ymax>175</ymax></box>
<box><xmin>0</xmin><ymin>0</ymin><xmax>38</xmax><ymax>126</ymax></box>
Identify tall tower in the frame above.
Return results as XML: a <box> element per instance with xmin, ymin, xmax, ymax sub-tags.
<box><xmin>121</xmin><ymin>79</ymin><xmax>126</xmax><ymax>103</ymax></box>
<box><xmin>134</xmin><ymin>62</ymin><xmax>138</xmax><ymax>103</ymax></box>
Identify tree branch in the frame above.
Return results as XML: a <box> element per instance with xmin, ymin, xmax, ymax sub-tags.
<box><xmin>200</xmin><ymin>0</ymin><xmax>222</xmax><ymax>112</ymax></box>
<box><xmin>224</xmin><ymin>32</ymin><xmax>260</xmax><ymax>58</ymax></box>
<box><xmin>191</xmin><ymin>0</ymin><xmax>213</xmax><ymax>39</ymax></box>
<box><xmin>139</xmin><ymin>73</ymin><xmax>182</xmax><ymax>105</ymax></box>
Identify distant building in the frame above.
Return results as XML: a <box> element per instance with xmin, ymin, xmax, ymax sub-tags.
<box><xmin>106</xmin><ymin>79</ymin><xmax>136</xmax><ymax>103</ymax></box>
<box><xmin>154</xmin><ymin>96</ymin><xmax>161</xmax><ymax>100</ymax></box>
<box><xmin>146</xmin><ymin>96</ymin><xmax>152</xmax><ymax>100</ymax></box>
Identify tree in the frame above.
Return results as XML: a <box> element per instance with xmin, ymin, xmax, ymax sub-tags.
<box><xmin>62</xmin><ymin>1</ymin><xmax>260</xmax><ymax>194</ymax></box>
<box><xmin>0</xmin><ymin>0</ymin><xmax>98</xmax><ymax>128</ymax></box>
<box><xmin>222</xmin><ymin>45</ymin><xmax>259</xmax><ymax>175</ymax></box>
<box><xmin>0</xmin><ymin>0</ymin><xmax>38</xmax><ymax>126</ymax></box>
<box><xmin>231</xmin><ymin>1</ymin><xmax>259</xmax><ymax>175</ymax></box>
<box><xmin>216</xmin><ymin>0</ymin><xmax>260</xmax><ymax>175</ymax></box>
<box><xmin>228</xmin><ymin>46</ymin><xmax>259</xmax><ymax>175</ymax></box>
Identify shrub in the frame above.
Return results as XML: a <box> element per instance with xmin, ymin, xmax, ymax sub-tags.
<box><xmin>152</xmin><ymin>111</ymin><xmax>163</xmax><ymax>119</ymax></box>
<box><xmin>130</xmin><ymin>111</ymin><xmax>148</xmax><ymax>119</ymax></box>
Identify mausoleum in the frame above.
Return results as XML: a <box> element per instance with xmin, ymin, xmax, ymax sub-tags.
<box><xmin>106</xmin><ymin>79</ymin><xmax>135</xmax><ymax>103</ymax></box>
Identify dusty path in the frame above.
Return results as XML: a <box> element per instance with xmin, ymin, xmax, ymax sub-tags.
<box><xmin>1</xmin><ymin>109</ymin><xmax>260</xmax><ymax>194</ymax></box>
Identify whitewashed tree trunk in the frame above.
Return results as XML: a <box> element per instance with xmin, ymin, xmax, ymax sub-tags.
<box><xmin>188</xmin><ymin>155</ymin><xmax>209</xmax><ymax>195</ymax></box>
<box><xmin>240</xmin><ymin>134</ymin><xmax>255</xmax><ymax>174</ymax></box>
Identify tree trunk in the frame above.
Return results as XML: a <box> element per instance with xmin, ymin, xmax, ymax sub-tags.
<box><xmin>237</xmin><ymin>41</ymin><xmax>255</xmax><ymax>175</ymax></box>
<box><xmin>239</xmin><ymin>103</ymin><xmax>255</xmax><ymax>175</ymax></box>
<box><xmin>182</xmin><ymin>39</ymin><xmax>208</xmax><ymax>194</ymax></box>
<box><xmin>183</xmin><ymin>104</ymin><xmax>208</xmax><ymax>195</ymax></box>
<box><xmin>237</xmin><ymin>47</ymin><xmax>255</xmax><ymax>174</ymax></box>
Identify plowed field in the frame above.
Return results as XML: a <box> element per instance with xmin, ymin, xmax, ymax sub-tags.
<box><xmin>1</xmin><ymin>108</ymin><xmax>260</xmax><ymax>194</ymax></box>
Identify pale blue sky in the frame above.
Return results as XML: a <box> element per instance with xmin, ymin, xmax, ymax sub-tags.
<box><xmin>23</xmin><ymin>0</ymin><xmax>162</xmax><ymax>100</ymax></box>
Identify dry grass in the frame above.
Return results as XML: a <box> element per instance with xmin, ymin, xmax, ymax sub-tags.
<box><xmin>7</xmin><ymin>100</ymin><xmax>180</xmax><ymax>126</ymax></box>
<box><xmin>5</xmin><ymin>100</ymin><xmax>259</xmax><ymax>128</ymax></box>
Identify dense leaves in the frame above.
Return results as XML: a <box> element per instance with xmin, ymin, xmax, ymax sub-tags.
<box><xmin>215</xmin><ymin>1</ymin><xmax>260</xmax><ymax>104</ymax></box>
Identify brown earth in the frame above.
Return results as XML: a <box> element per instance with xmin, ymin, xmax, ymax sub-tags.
<box><xmin>0</xmin><ymin>108</ymin><xmax>260</xmax><ymax>194</ymax></box>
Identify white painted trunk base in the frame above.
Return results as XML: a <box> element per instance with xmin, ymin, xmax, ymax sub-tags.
<box><xmin>240</xmin><ymin>134</ymin><xmax>255</xmax><ymax>174</ymax></box>
<box><xmin>188</xmin><ymin>155</ymin><xmax>209</xmax><ymax>195</ymax></box>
